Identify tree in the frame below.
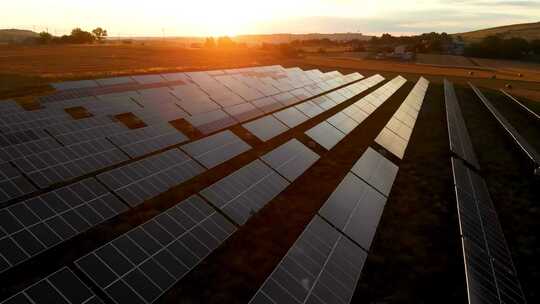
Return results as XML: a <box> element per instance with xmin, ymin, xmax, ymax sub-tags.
<box><xmin>37</xmin><ymin>31</ymin><xmax>53</xmax><ymax>44</ymax></box>
<box><xmin>92</xmin><ymin>27</ymin><xmax>108</xmax><ymax>41</ymax></box>
<box><xmin>70</xmin><ymin>28</ymin><xmax>95</xmax><ymax>43</ymax></box>
<box><xmin>204</xmin><ymin>37</ymin><xmax>215</xmax><ymax>48</ymax></box>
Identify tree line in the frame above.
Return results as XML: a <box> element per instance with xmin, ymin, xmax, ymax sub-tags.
<box><xmin>464</xmin><ymin>35</ymin><xmax>540</xmax><ymax>60</ymax></box>
<box><xmin>36</xmin><ymin>27</ymin><xmax>108</xmax><ymax>44</ymax></box>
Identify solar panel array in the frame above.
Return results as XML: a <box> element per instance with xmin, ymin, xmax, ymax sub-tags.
<box><xmin>180</xmin><ymin>130</ymin><xmax>251</xmax><ymax>169</ymax></box>
<box><xmin>97</xmin><ymin>149</ymin><xmax>205</xmax><ymax>207</ymax></box>
<box><xmin>306</xmin><ymin>75</ymin><xmax>404</xmax><ymax>150</ymax></box>
<box><xmin>0</xmin><ymin>267</ymin><xmax>104</xmax><ymax>304</ymax></box>
<box><xmin>451</xmin><ymin>157</ymin><xmax>527</xmax><ymax>304</ymax></box>
<box><xmin>0</xmin><ymin>66</ymin><xmax>381</xmax><ymax>303</ymax></box>
<box><xmin>444</xmin><ymin>80</ymin><xmax>480</xmax><ymax>169</ymax></box>
<box><xmin>470</xmin><ymin>83</ymin><xmax>540</xmax><ymax>174</ymax></box>
<box><xmin>0</xmin><ymin>162</ymin><xmax>36</xmax><ymax>204</ymax></box>
<box><xmin>249</xmin><ymin>216</ymin><xmax>368</xmax><ymax>304</ymax></box>
<box><xmin>0</xmin><ymin>178</ymin><xmax>127</xmax><ymax>273</ymax></box>
<box><xmin>108</xmin><ymin>123</ymin><xmax>189</xmax><ymax>158</ymax></box>
<box><xmin>375</xmin><ymin>77</ymin><xmax>429</xmax><ymax>159</ymax></box>
<box><xmin>75</xmin><ymin>195</ymin><xmax>236</xmax><ymax>304</ymax></box>
<box><xmin>243</xmin><ymin>74</ymin><xmax>384</xmax><ymax>143</ymax></box>
<box><xmin>251</xmin><ymin>83</ymin><xmax>431</xmax><ymax>303</ymax></box>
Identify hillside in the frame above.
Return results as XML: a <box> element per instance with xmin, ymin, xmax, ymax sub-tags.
<box><xmin>456</xmin><ymin>21</ymin><xmax>540</xmax><ymax>42</ymax></box>
<box><xmin>0</xmin><ymin>29</ymin><xmax>38</xmax><ymax>42</ymax></box>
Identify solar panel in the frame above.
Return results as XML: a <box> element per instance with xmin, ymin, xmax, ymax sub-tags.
<box><xmin>0</xmin><ymin>178</ymin><xmax>127</xmax><ymax>273</ymax></box>
<box><xmin>53</xmin><ymin>122</ymin><xmax>129</xmax><ymax>145</ymax></box>
<box><xmin>181</xmin><ymin>130</ymin><xmax>251</xmax><ymax>169</ymax></box>
<box><xmin>223</xmin><ymin>102</ymin><xmax>264</xmax><ymax>123</ymax></box>
<box><xmin>0</xmin><ymin>127</ymin><xmax>54</xmax><ymax>147</ymax></box>
<box><xmin>501</xmin><ymin>89</ymin><xmax>540</xmax><ymax>121</ymax></box>
<box><xmin>97</xmin><ymin>149</ymin><xmax>204</xmax><ymax>207</ymax></box>
<box><xmin>342</xmin><ymin>104</ymin><xmax>369</xmax><ymax>124</ymax></box>
<box><xmin>75</xmin><ymin>195</ymin><xmax>236</xmax><ymax>304</ymax></box>
<box><xmin>326</xmin><ymin>112</ymin><xmax>359</xmax><ymax>135</ymax></box>
<box><xmin>0</xmin><ymin>267</ymin><xmax>104</xmax><ymax>304</ymax></box>
<box><xmin>305</xmin><ymin>121</ymin><xmax>345</xmax><ymax>150</ymax></box>
<box><xmin>294</xmin><ymin>101</ymin><xmax>324</xmax><ymax>118</ymax></box>
<box><xmin>242</xmin><ymin>115</ymin><xmax>290</xmax><ymax>142</ymax></box>
<box><xmin>350</xmin><ymin>147</ymin><xmax>399</xmax><ymax>197</ymax></box>
<box><xmin>261</xmin><ymin>139</ymin><xmax>320</xmax><ymax>182</ymax></box>
<box><xmin>444</xmin><ymin>80</ymin><xmax>480</xmax><ymax>169</ymax></box>
<box><xmin>311</xmin><ymin>95</ymin><xmax>337</xmax><ymax>110</ymax></box>
<box><xmin>374</xmin><ymin>128</ymin><xmax>408</xmax><ymax>159</ymax></box>
<box><xmin>242</xmin><ymin>111</ymin><xmax>289</xmax><ymax>141</ymax></box>
<box><xmin>319</xmin><ymin>173</ymin><xmax>386</xmax><ymax>250</ymax></box>
<box><xmin>0</xmin><ymin>137</ymin><xmax>61</xmax><ymax>162</ymax></box>
<box><xmin>249</xmin><ymin>216</ymin><xmax>367</xmax><ymax>304</ymax></box>
<box><xmin>0</xmin><ymin>162</ymin><xmax>36</xmax><ymax>204</ymax></box>
<box><xmin>132</xmin><ymin>88</ymin><xmax>179</xmax><ymax>107</ymax></box>
<box><xmin>108</xmin><ymin>124</ymin><xmax>189</xmax><ymax>158</ymax></box>
<box><xmin>326</xmin><ymin>91</ymin><xmax>348</xmax><ymax>104</ymax></box>
<box><xmin>46</xmin><ymin>116</ymin><xmax>117</xmax><ymax>136</ymax></box>
<box><xmin>130</xmin><ymin>103</ymin><xmax>188</xmax><ymax>125</ymax></box>
<box><xmin>200</xmin><ymin>159</ymin><xmax>289</xmax><ymax>225</ymax></box>
<box><xmin>273</xmin><ymin>107</ymin><xmax>309</xmax><ymax>128</ymax></box>
<box><xmin>186</xmin><ymin>109</ymin><xmax>236</xmax><ymax>135</ymax></box>
<box><xmin>174</xmin><ymin>95</ymin><xmax>221</xmax><ymax>115</ymax></box>
<box><xmin>289</xmin><ymin>88</ymin><xmax>312</xmax><ymax>100</ymax></box>
<box><xmin>13</xmin><ymin>138</ymin><xmax>129</xmax><ymax>189</ymax></box>
<box><xmin>250</xmin><ymin>96</ymin><xmax>284</xmax><ymax>114</ymax></box>
<box><xmin>273</xmin><ymin>92</ymin><xmax>300</xmax><ymax>107</ymax></box>
<box><xmin>208</xmin><ymin>90</ymin><xmax>246</xmax><ymax>108</ymax></box>
<box><xmin>1</xmin><ymin>112</ymin><xmax>72</xmax><ymax>135</ymax></box>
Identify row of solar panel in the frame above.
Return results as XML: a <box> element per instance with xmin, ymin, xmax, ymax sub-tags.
<box><xmin>375</xmin><ymin>77</ymin><xmax>429</xmax><ymax>159</ymax></box>
<box><xmin>469</xmin><ymin>83</ymin><xmax>540</xmax><ymax>174</ymax></box>
<box><xmin>306</xmin><ymin>76</ymin><xmax>405</xmax><ymax>150</ymax></box>
<box><xmin>50</xmin><ymin>65</ymin><xmax>289</xmax><ymax>91</ymax></box>
<box><xmin>452</xmin><ymin>158</ymin><xmax>526</xmax><ymax>304</ymax></box>
<box><xmin>444</xmin><ymin>80</ymin><xmax>481</xmax><ymax>169</ymax></box>
<box><xmin>444</xmin><ymin>81</ymin><xmax>526</xmax><ymax>304</ymax></box>
<box><xmin>243</xmin><ymin>74</ymin><xmax>384</xmax><ymax>142</ymax></box>
<box><xmin>249</xmin><ymin>77</ymin><xmax>431</xmax><ymax>304</ymax></box>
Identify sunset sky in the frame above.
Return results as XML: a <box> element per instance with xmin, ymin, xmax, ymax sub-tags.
<box><xmin>2</xmin><ymin>0</ymin><xmax>540</xmax><ymax>37</ymax></box>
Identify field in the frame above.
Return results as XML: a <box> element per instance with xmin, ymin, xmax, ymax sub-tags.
<box><xmin>1</xmin><ymin>43</ymin><xmax>539</xmax><ymax>303</ymax></box>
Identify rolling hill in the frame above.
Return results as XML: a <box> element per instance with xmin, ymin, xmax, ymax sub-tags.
<box><xmin>456</xmin><ymin>21</ymin><xmax>540</xmax><ymax>42</ymax></box>
<box><xmin>0</xmin><ymin>29</ymin><xmax>38</xmax><ymax>43</ymax></box>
